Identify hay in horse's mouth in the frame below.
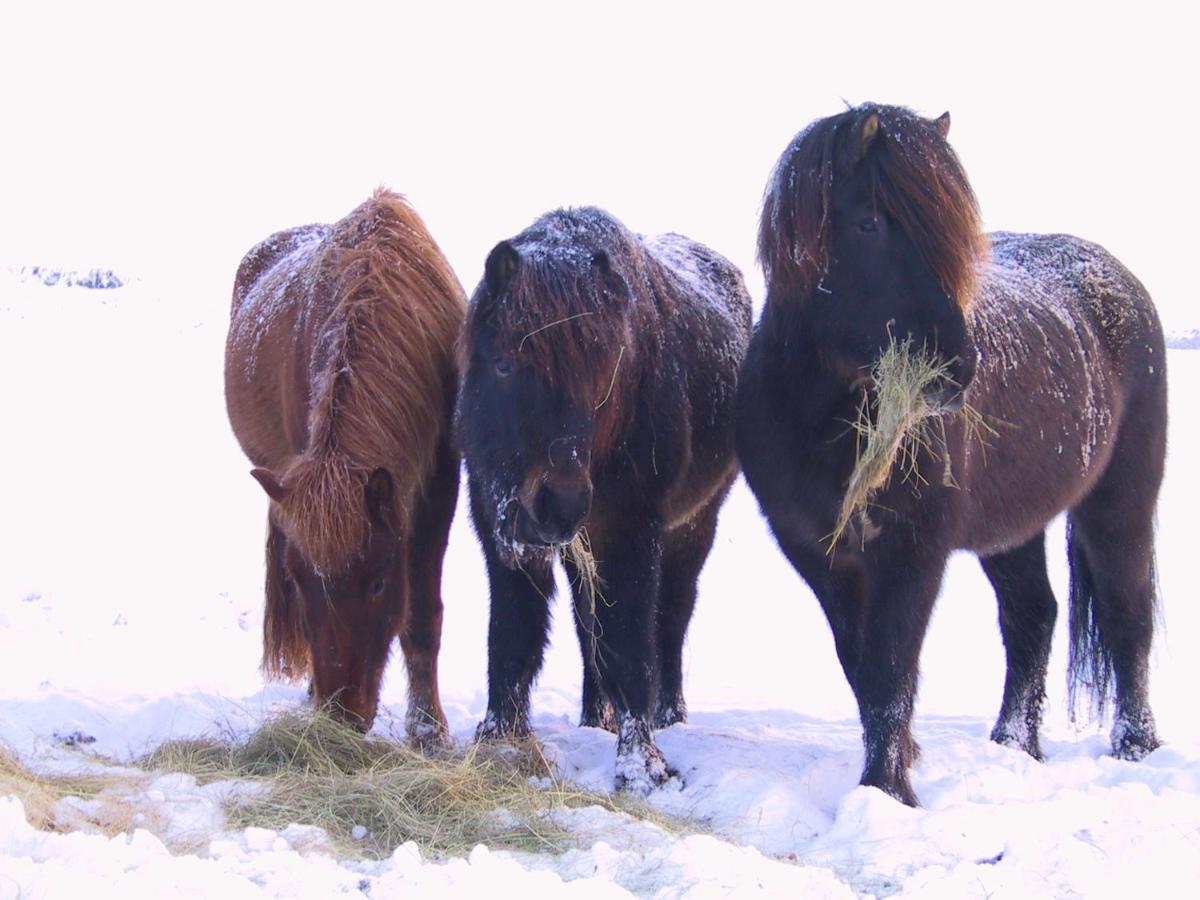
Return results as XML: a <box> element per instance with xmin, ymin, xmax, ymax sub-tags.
<box><xmin>830</xmin><ymin>337</ymin><xmax>982</xmax><ymax>552</ymax></box>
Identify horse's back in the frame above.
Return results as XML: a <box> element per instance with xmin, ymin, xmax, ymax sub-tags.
<box><xmin>642</xmin><ymin>232</ymin><xmax>752</xmax><ymax>528</ymax></box>
<box><xmin>959</xmin><ymin>231</ymin><xmax>1166</xmax><ymax>553</ymax></box>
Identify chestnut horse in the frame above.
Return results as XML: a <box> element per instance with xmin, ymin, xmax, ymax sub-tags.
<box><xmin>737</xmin><ymin>104</ymin><xmax>1166</xmax><ymax>805</ymax></box>
<box><xmin>225</xmin><ymin>190</ymin><xmax>465</xmax><ymax>740</ymax></box>
<box><xmin>457</xmin><ymin>207</ymin><xmax>751</xmax><ymax>792</ymax></box>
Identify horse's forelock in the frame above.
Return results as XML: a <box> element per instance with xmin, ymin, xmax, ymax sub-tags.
<box><xmin>865</xmin><ymin>107</ymin><xmax>987</xmax><ymax>310</ymax></box>
<box><xmin>275</xmin><ymin>451</ymin><xmax>371</xmax><ymax>575</ymax></box>
<box><xmin>474</xmin><ymin>241</ymin><xmax>635</xmax><ymax>410</ymax></box>
<box><xmin>760</xmin><ymin>105</ymin><xmax>987</xmax><ymax>309</ymax></box>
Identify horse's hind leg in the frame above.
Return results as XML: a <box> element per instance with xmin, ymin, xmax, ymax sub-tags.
<box><xmin>653</xmin><ymin>486</ymin><xmax>727</xmax><ymax>728</ymax></box>
<box><xmin>979</xmin><ymin>532</ymin><xmax>1057</xmax><ymax>760</ymax></box>
<box><xmin>400</xmin><ymin>439</ymin><xmax>458</xmax><ymax>749</ymax></box>
<box><xmin>1068</xmin><ymin>493</ymin><xmax>1161</xmax><ymax>760</ymax></box>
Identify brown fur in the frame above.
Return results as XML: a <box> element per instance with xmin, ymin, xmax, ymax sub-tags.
<box><xmin>227</xmin><ymin>189</ymin><xmax>465</xmax><ymax>681</ymax></box>
<box><xmin>758</xmin><ymin>103</ymin><xmax>989</xmax><ymax>310</ymax></box>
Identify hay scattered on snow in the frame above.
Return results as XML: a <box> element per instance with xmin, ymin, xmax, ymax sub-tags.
<box><xmin>830</xmin><ymin>336</ymin><xmax>989</xmax><ymax>551</ymax></box>
<box><xmin>1</xmin><ymin>741</ymin><xmax>152</xmax><ymax>837</ymax></box>
<box><xmin>138</xmin><ymin>710</ymin><xmax>672</xmax><ymax>859</ymax></box>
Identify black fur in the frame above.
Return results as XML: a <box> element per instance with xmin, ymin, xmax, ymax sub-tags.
<box><xmin>457</xmin><ymin>207</ymin><xmax>751</xmax><ymax>792</ymax></box>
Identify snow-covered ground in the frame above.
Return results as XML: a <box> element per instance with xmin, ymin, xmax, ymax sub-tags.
<box><xmin>2</xmin><ymin>272</ymin><xmax>1198</xmax><ymax>897</ymax></box>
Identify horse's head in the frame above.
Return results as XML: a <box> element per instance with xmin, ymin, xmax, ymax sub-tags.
<box><xmin>762</xmin><ymin>104</ymin><xmax>987</xmax><ymax>409</ymax></box>
<box><xmin>458</xmin><ymin>214</ymin><xmax>636</xmax><ymax>565</ymax></box>
<box><xmin>253</xmin><ymin>465</ymin><xmax>402</xmax><ymax>730</ymax></box>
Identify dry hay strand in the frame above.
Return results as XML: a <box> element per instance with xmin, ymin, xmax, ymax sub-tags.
<box><xmin>830</xmin><ymin>336</ymin><xmax>989</xmax><ymax>551</ymax></box>
<box><xmin>561</xmin><ymin>528</ymin><xmax>611</xmax><ymax>664</ymax></box>
<box><xmin>1</xmin><ymin>741</ymin><xmax>156</xmax><ymax>837</ymax></box>
<box><xmin>561</xmin><ymin>529</ymin><xmax>604</xmax><ymax>608</ymax></box>
<box><xmin>138</xmin><ymin>710</ymin><xmax>667</xmax><ymax>860</ymax></box>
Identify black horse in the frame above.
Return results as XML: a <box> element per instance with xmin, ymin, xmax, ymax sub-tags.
<box><xmin>457</xmin><ymin>207</ymin><xmax>751</xmax><ymax>792</ymax></box>
<box><xmin>737</xmin><ymin>104</ymin><xmax>1166</xmax><ymax>806</ymax></box>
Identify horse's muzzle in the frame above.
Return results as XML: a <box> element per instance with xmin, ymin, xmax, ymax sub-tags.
<box><xmin>514</xmin><ymin>478</ymin><xmax>592</xmax><ymax>547</ymax></box>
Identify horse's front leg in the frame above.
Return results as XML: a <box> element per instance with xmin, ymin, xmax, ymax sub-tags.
<box><xmin>588</xmin><ymin>517</ymin><xmax>672</xmax><ymax>794</ymax></box>
<box><xmin>471</xmin><ymin>485</ymin><xmax>556</xmax><ymax>742</ymax></box>
<box><xmin>851</xmin><ymin>542</ymin><xmax>947</xmax><ymax>807</ymax></box>
<box><xmin>399</xmin><ymin>439</ymin><xmax>459</xmax><ymax>750</ymax></box>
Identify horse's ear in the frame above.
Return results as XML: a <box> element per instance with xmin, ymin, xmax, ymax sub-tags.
<box><xmin>934</xmin><ymin>111</ymin><xmax>951</xmax><ymax>139</ymax></box>
<box><xmin>592</xmin><ymin>250</ymin><xmax>627</xmax><ymax>296</ymax></box>
<box><xmin>485</xmin><ymin>241</ymin><xmax>519</xmax><ymax>296</ymax></box>
<box><xmin>251</xmin><ymin>468</ymin><xmax>288</xmax><ymax>503</ymax></box>
<box><xmin>364</xmin><ymin>467</ymin><xmax>394</xmax><ymax>527</ymax></box>
<box><xmin>858</xmin><ymin>112</ymin><xmax>881</xmax><ymax>159</ymax></box>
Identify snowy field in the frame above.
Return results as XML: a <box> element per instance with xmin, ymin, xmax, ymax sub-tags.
<box><xmin>1</xmin><ymin>265</ymin><xmax>1198</xmax><ymax>898</ymax></box>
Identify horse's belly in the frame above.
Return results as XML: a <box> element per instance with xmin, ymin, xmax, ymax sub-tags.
<box><xmin>957</xmin><ymin>392</ymin><xmax>1121</xmax><ymax>556</ymax></box>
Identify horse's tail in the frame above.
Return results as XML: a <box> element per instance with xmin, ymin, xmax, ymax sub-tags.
<box><xmin>1066</xmin><ymin>517</ymin><xmax>1113</xmax><ymax>721</ymax></box>
<box><xmin>262</xmin><ymin>520</ymin><xmax>310</xmax><ymax>682</ymax></box>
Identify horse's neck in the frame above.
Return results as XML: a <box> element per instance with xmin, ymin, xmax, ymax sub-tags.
<box><xmin>761</xmin><ymin>303</ymin><xmax>859</xmax><ymax>430</ymax></box>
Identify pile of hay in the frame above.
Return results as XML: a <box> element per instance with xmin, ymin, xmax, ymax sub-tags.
<box><xmin>139</xmin><ymin>711</ymin><xmax>650</xmax><ymax>859</ymax></box>
<box><xmin>831</xmin><ymin>336</ymin><xmax>985</xmax><ymax>550</ymax></box>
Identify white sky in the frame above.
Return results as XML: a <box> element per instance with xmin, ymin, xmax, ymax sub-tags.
<box><xmin>2</xmin><ymin>2</ymin><xmax>1194</xmax><ymax>327</ymax></box>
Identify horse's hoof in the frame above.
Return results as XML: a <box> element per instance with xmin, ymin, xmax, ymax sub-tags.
<box><xmin>652</xmin><ymin>700</ymin><xmax>688</xmax><ymax>730</ymax></box>
<box><xmin>474</xmin><ymin>712</ymin><xmax>530</xmax><ymax>743</ymax></box>
<box><xmin>407</xmin><ymin>725</ymin><xmax>451</xmax><ymax>755</ymax></box>
<box><xmin>870</xmin><ymin>777</ymin><xmax>920</xmax><ymax>808</ymax></box>
<box><xmin>1112</xmin><ymin>711</ymin><xmax>1160</xmax><ymax>761</ymax></box>
<box><xmin>614</xmin><ymin>714</ymin><xmax>672</xmax><ymax>795</ymax></box>
<box><xmin>990</xmin><ymin>724</ymin><xmax>1044</xmax><ymax>762</ymax></box>
<box><xmin>581</xmin><ymin>701</ymin><xmax>619</xmax><ymax>733</ymax></box>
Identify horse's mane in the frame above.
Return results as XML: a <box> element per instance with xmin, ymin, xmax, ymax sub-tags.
<box><xmin>275</xmin><ymin>189</ymin><xmax>465</xmax><ymax>574</ymax></box>
<box><xmin>759</xmin><ymin>103</ymin><xmax>987</xmax><ymax>310</ymax></box>
<box><xmin>463</xmin><ymin>207</ymin><xmax>668</xmax><ymax>456</ymax></box>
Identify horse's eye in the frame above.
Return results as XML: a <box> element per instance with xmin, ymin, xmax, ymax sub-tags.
<box><xmin>859</xmin><ymin>218</ymin><xmax>879</xmax><ymax>233</ymax></box>
<box><xmin>369</xmin><ymin>577</ymin><xmax>386</xmax><ymax>597</ymax></box>
<box><xmin>494</xmin><ymin>357</ymin><xmax>514</xmax><ymax>377</ymax></box>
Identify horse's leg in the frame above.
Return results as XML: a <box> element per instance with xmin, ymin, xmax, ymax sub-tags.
<box><xmin>851</xmin><ymin>543</ymin><xmax>946</xmax><ymax>806</ymax></box>
<box><xmin>588</xmin><ymin>516</ymin><xmax>672</xmax><ymax>793</ymax></box>
<box><xmin>1068</xmin><ymin>500</ymin><xmax>1161</xmax><ymax>760</ymax></box>
<box><xmin>398</xmin><ymin>439</ymin><xmax>458</xmax><ymax>750</ymax></box>
<box><xmin>775</xmin><ymin>536</ymin><xmax>865</xmax><ymax>693</ymax></box>
<box><xmin>979</xmin><ymin>531</ymin><xmax>1057</xmax><ymax>760</ymax></box>
<box><xmin>563</xmin><ymin>555</ymin><xmax>616</xmax><ymax>732</ymax></box>
<box><xmin>653</xmin><ymin>487</ymin><xmax>727</xmax><ymax>728</ymax></box>
<box><xmin>1066</xmin><ymin>374</ymin><xmax>1164</xmax><ymax>761</ymax></box>
<box><xmin>471</xmin><ymin>481</ymin><xmax>556</xmax><ymax>741</ymax></box>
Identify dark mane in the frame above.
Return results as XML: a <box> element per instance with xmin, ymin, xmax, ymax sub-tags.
<box><xmin>759</xmin><ymin>103</ymin><xmax>987</xmax><ymax>309</ymax></box>
<box><xmin>274</xmin><ymin>189</ymin><xmax>465</xmax><ymax>574</ymax></box>
<box><xmin>462</xmin><ymin>207</ymin><xmax>669</xmax><ymax>454</ymax></box>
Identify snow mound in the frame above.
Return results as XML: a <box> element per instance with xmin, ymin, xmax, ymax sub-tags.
<box><xmin>16</xmin><ymin>266</ymin><xmax>124</xmax><ymax>289</ymax></box>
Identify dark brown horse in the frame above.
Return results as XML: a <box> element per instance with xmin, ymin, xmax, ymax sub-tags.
<box><xmin>737</xmin><ymin>104</ymin><xmax>1166</xmax><ymax>805</ymax></box>
<box><xmin>225</xmin><ymin>189</ymin><xmax>465</xmax><ymax>740</ymax></box>
<box><xmin>457</xmin><ymin>207</ymin><xmax>751</xmax><ymax>792</ymax></box>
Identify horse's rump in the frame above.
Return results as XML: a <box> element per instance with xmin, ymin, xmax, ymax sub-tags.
<box><xmin>955</xmin><ymin>231</ymin><xmax>1165</xmax><ymax>554</ymax></box>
